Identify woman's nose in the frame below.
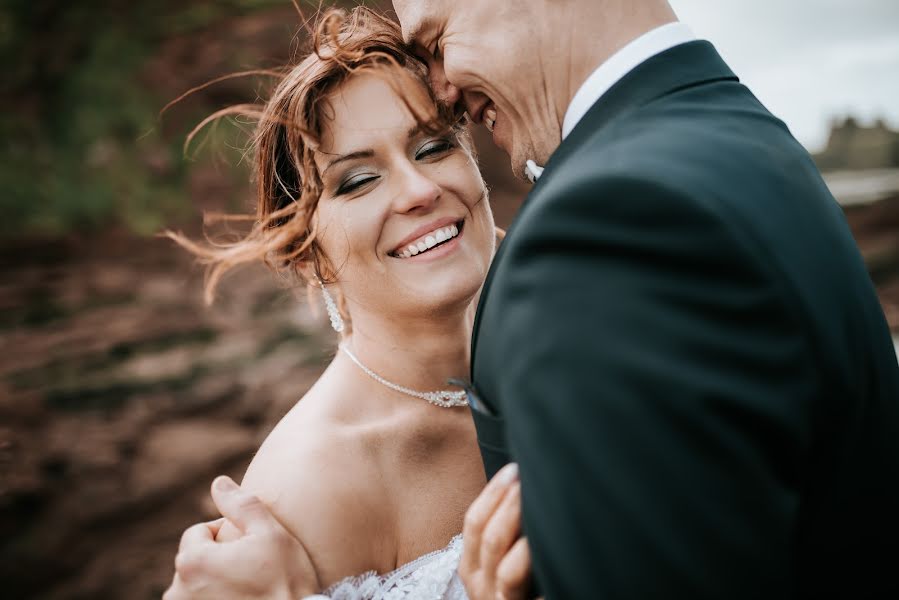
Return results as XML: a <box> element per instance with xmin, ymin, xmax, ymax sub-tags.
<box><xmin>392</xmin><ymin>162</ymin><xmax>441</xmax><ymax>214</ymax></box>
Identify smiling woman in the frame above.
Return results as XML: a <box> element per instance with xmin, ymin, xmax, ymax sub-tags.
<box><xmin>167</xmin><ymin>7</ymin><xmax>486</xmax><ymax>319</ymax></box>
<box><xmin>310</xmin><ymin>69</ymin><xmax>493</xmax><ymax>329</ymax></box>
<box><xmin>163</xmin><ymin>5</ymin><xmax>513</xmax><ymax>600</ymax></box>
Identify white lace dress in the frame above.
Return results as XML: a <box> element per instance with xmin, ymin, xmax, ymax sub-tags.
<box><xmin>316</xmin><ymin>534</ymin><xmax>468</xmax><ymax>600</ymax></box>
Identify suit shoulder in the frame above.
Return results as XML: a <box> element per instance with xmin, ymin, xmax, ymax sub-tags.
<box><xmin>530</xmin><ymin>97</ymin><xmax>846</xmax><ymax>262</ymax></box>
<box><xmin>547</xmin><ymin>83</ymin><xmax>808</xmax><ymax>198</ymax></box>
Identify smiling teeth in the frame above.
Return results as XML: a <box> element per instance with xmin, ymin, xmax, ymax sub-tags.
<box><xmin>484</xmin><ymin>107</ymin><xmax>497</xmax><ymax>133</ymax></box>
<box><xmin>399</xmin><ymin>224</ymin><xmax>460</xmax><ymax>258</ymax></box>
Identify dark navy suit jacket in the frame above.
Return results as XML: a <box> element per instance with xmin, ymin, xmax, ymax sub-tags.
<box><xmin>468</xmin><ymin>41</ymin><xmax>899</xmax><ymax>599</ymax></box>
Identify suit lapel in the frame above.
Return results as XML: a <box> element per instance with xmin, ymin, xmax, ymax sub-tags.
<box><xmin>470</xmin><ymin>41</ymin><xmax>738</xmax><ymax>379</ymax></box>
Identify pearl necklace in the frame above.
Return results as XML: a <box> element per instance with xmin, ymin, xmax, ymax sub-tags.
<box><xmin>339</xmin><ymin>345</ymin><xmax>469</xmax><ymax>408</ymax></box>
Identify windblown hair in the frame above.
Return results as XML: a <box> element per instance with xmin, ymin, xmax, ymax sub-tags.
<box><xmin>167</xmin><ymin>6</ymin><xmax>468</xmax><ymax>309</ymax></box>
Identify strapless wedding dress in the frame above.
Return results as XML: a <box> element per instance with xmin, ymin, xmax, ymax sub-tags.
<box><xmin>320</xmin><ymin>534</ymin><xmax>468</xmax><ymax>599</ymax></box>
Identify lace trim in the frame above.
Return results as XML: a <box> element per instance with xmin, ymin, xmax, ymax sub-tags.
<box><xmin>323</xmin><ymin>534</ymin><xmax>464</xmax><ymax>600</ymax></box>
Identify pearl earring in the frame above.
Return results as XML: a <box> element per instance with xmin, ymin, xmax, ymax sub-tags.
<box><xmin>317</xmin><ymin>279</ymin><xmax>344</xmax><ymax>333</ymax></box>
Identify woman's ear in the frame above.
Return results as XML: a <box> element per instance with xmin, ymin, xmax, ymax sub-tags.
<box><xmin>295</xmin><ymin>259</ymin><xmax>318</xmax><ymax>284</ymax></box>
<box><xmin>294</xmin><ymin>260</ymin><xmax>320</xmax><ymax>317</ymax></box>
<box><xmin>296</xmin><ymin>258</ymin><xmax>351</xmax><ymax>336</ymax></box>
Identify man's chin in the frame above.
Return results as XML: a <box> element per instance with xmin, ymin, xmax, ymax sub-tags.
<box><xmin>510</xmin><ymin>156</ymin><xmax>531</xmax><ymax>182</ymax></box>
<box><xmin>507</xmin><ymin>144</ymin><xmax>532</xmax><ymax>182</ymax></box>
<box><xmin>489</xmin><ymin>125</ymin><xmax>531</xmax><ymax>181</ymax></box>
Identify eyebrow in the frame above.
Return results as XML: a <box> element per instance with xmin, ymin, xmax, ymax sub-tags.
<box><xmin>322</xmin><ymin>150</ymin><xmax>374</xmax><ymax>176</ymax></box>
<box><xmin>403</xmin><ymin>14</ymin><xmax>433</xmax><ymax>46</ymax></box>
<box><xmin>321</xmin><ymin>125</ymin><xmax>430</xmax><ymax>176</ymax></box>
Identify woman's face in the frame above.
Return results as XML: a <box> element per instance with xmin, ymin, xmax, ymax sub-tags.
<box><xmin>312</xmin><ymin>72</ymin><xmax>494</xmax><ymax>324</ymax></box>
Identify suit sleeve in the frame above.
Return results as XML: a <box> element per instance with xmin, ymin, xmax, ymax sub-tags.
<box><xmin>496</xmin><ymin>174</ymin><xmax>814</xmax><ymax>599</ymax></box>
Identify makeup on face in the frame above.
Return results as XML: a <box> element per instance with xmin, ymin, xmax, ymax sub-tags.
<box><xmin>310</xmin><ymin>72</ymin><xmax>495</xmax><ymax>319</ymax></box>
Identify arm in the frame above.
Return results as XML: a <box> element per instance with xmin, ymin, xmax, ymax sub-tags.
<box><xmin>496</xmin><ymin>175</ymin><xmax>812</xmax><ymax>598</ymax></box>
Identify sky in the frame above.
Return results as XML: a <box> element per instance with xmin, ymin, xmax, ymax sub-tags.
<box><xmin>668</xmin><ymin>0</ymin><xmax>899</xmax><ymax>152</ymax></box>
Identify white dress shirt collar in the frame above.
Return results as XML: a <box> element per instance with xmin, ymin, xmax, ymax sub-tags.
<box><xmin>561</xmin><ymin>22</ymin><xmax>697</xmax><ymax>140</ymax></box>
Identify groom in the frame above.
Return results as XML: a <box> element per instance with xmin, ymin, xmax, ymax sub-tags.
<box><xmin>168</xmin><ymin>1</ymin><xmax>899</xmax><ymax>598</ymax></box>
<box><xmin>399</xmin><ymin>0</ymin><xmax>899</xmax><ymax>598</ymax></box>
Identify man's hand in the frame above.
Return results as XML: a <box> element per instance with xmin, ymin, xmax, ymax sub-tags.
<box><xmin>164</xmin><ymin>476</ymin><xmax>320</xmax><ymax>600</ymax></box>
<box><xmin>459</xmin><ymin>463</ymin><xmax>536</xmax><ymax>600</ymax></box>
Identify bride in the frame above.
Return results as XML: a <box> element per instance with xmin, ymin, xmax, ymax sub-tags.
<box><xmin>164</xmin><ymin>7</ymin><xmax>531</xmax><ymax>600</ymax></box>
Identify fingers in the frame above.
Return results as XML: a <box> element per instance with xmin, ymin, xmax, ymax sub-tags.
<box><xmin>173</xmin><ymin>531</ymin><xmax>251</xmax><ymax>596</ymax></box>
<box><xmin>210</xmin><ymin>476</ymin><xmax>275</xmax><ymax>535</ymax></box>
<box><xmin>174</xmin><ymin>543</ymin><xmax>210</xmax><ymax>589</ymax></box>
<box><xmin>172</xmin><ymin>517</ymin><xmax>232</xmax><ymax>594</ymax></box>
<box><xmin>479</xmin><ymin>480</ymin><xmax>521</xmax><ymax>574</ymax></box>
<box><xmin>173</xmin><ymin>516</ymin><xmax>234</xmax><ymax>598</ymax></box>
<box><xmin>496</xmin><ymin>537</ymin><xmax>531</xmax><ymax>600</ymax></box>
<box><xmin>462</xmin><ymin>463</ymin><xmax>520</xmax><ymax>569</ymax></box>
<box><xmin>206</xmin><ymin>517</ymin><xmax>225</xmax><ymax>540</ymax></box>
<box><xmin>168</xmin><ymin>481</ymin><xmax>290</xmax><ymax>600</ymax></box>
<box><xmin>179</xmin><ymin>520</ymin><xmax>217</xmax><ymax>552</ymax></box>
<box><xmin>175</xmin><ymin>519</ymin><xmax>217</xmax><ymax>583</ymax></box>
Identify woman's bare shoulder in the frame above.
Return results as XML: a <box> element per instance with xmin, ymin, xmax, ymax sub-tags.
<box><xmin>231</xmin><ymin>381</ymin><xmax>394</xmax><ymax>582</ymax></box>
<box><xmin>242</xmin><ymin>386</ymin><xmax>369</xmax><ymax>508</ymax></box>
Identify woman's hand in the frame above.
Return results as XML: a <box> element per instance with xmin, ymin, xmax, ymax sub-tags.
<box><xmin>459</xmin><ymin>463</ymin><xmax>536</xmax><ymax>600</ymax></box>
<box><xmin>164</xmin><ymin>476</ymin><xmax>320</xmax><ymax>600</ymax></box>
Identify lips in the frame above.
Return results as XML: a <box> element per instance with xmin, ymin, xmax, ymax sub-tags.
<box><xmin>388</xmin><ymin>217</ymin><xmax>465</xmax><ymax>258</ymax></box>
<box><xmin>394</xmin><ymin>222</ymin><xmax>462</xmax><ymax>258</ymax></box>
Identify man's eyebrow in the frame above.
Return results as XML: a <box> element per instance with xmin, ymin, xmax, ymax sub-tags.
<box><xmin>322</xmin><ymin>150</ymin><xmax>374</xmax><ymax>176</ymax></box>
<box><xmin>403</xmin><ymin>15</ymin><xmax>433</xmax><ymax>46</ymax></box>
<box><xmin>403</xmin><ymin>23</ymin><xmax>419</xmax><ymax>46</ymax></box>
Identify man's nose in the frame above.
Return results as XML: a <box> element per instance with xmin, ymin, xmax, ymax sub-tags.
<box><xmin>428</xmin><ymin>59</ymin><xmax>461</xmax><ymax>107</ymax></box>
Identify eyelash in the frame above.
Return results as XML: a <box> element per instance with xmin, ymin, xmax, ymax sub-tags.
<box><xmin>334</xmin><ymin>139</ymin><xmax>455</xmax><ymax>196</ymax></box>
<box><xmin>416</xmin><ymin>138</ymin><xmax>454</xmax><ymax>159</ymax></box>
<box><xmin>336</xmin><ymin>174</ymin><xmax>377</xmax><ymax>196</ymax></box>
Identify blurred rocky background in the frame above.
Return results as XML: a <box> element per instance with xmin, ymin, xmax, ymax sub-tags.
<box><xmin>0</xmin><ymin>1</ymin><xmax>896</xmax><ymax>599</ymax></box>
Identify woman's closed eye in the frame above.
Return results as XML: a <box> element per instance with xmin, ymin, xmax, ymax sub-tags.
<box><xmin>336</xmin><ymin>172</ymin><xmax>379</xmax><ymax>196</ymax></box>
<box><xmin>415</xmin><ymin>138</ymin><xmax>455</xmax><ymax>160</ymax></box>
